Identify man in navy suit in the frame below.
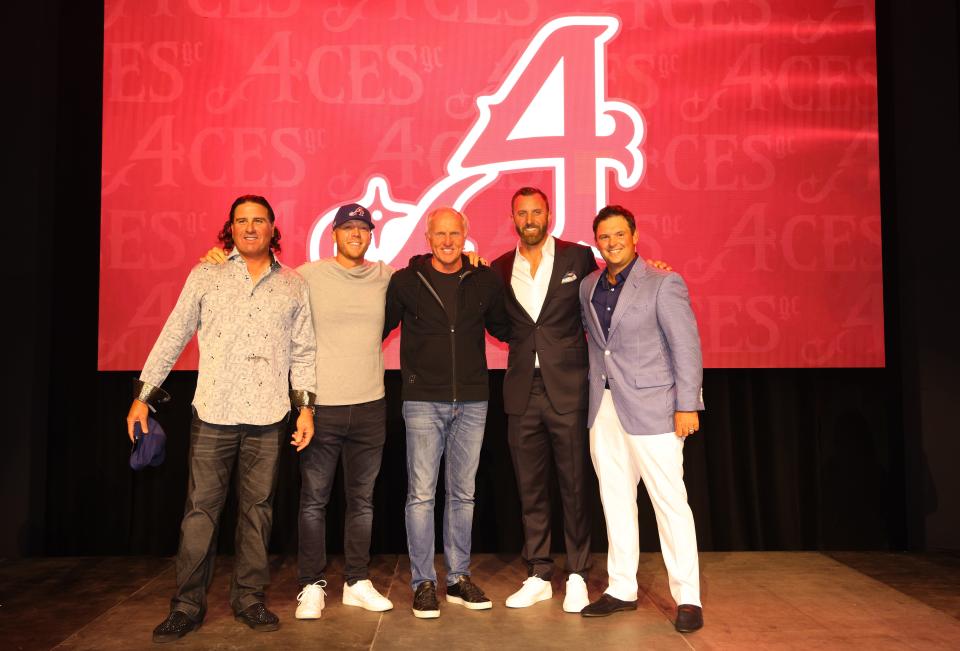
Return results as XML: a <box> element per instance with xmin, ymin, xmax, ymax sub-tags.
<box><xmin>490</xmin><ymin>188</ymin><xmax>597</xmax><ymax>613</ymax></box>
<box><xmin>578</xmin><ymin>205</ymin><xmax>706</xmax><ymax>633</ymax></box>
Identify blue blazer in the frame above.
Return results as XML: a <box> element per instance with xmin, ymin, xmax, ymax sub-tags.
<box><xmin>579</xmin><ymin>259</ymin><xmax>705</xmax><ymax>435</ymax></box>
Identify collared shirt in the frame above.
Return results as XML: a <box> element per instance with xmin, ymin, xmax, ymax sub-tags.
<box><xmin>511</xmin><ymin>235</ymin><xmax>555</xmax><ymax>367</ymax></box>
<box><xmin>140</xmin><ymin>250</ymin><xmax>316</xmax><ymax>425</ymax></box>
<box><xmin>591</xmin><ymin>255</ymin><xmax>639</xmax><ymax>340</ymax></box>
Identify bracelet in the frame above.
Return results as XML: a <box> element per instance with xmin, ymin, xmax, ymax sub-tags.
<box><xmin>289</xmin><ymin>389</ymin><xmax>316</xmax><ymax>408</ymax></box>
<box><xmin>132</xmin><ymin>379</ymin><xmax>171</xmax><ymax>408</ymax></box>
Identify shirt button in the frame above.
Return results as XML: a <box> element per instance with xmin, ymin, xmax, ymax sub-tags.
<box><xmin>604</xmin><ymin>350</ymin><xmax>610</xmax><ymax>356</ymax></box>
<box><xmin>607</xmin><ymin>307</ymin><xmax>611</xmax><ymax>311</ymax></box>
<box><xmin>601</xmin><ymin>374</ymin><xmax>606</xmax><ymax>380</ymax></box>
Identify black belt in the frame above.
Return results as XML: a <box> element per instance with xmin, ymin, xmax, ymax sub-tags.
<box><xmin>532</xmin><ymin>368</ymin><xmax>542</xmax><ymax>377</ymax></box>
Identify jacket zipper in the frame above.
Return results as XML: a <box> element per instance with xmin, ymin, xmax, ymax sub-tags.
<box><xmin>416</xmin><ymin>268</ymin><xmax>473</xmax><ymax>402</ymax></box>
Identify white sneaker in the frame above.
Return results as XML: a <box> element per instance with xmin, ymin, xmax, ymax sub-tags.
<box><xmin>343</xmin><ymin>579</ymin><xmax>394</xmax><ymax>612</ymax></box>
<box><xmin>295</xmin><ymin>580</ymin><xmax>327</xmax><ymax>619</ymax></box>
<box><xmin>505</xmin><ymin>576</ymin><xmax>552</xmax><ymax>608</ymax></box>
<box><xmin>563</xmin><ymin>573</ymin><xmax>590</xmax><ymax>613</ymax></box>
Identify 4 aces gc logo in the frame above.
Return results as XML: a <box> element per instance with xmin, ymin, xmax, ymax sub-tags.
<box><xmin>307</xmin><ymin>15</ymin><xmax>645</xmax><ymax>263</ymax></box>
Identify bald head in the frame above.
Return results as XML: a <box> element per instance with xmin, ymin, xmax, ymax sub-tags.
<box><xmin>425</xmin><ymin>207</ymin><xmax>469</xmax><ymax>235</ymax></box>
<box><xmin>424</xmin><ymin>206</ymin><xmax>468</xmax><ymax>272</ymax></box>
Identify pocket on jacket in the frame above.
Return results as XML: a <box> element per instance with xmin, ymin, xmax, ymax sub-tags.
<box><xmin>413</xmin><ymin>334</ymin><xmax>452</xmax><ymax>382</ymax></box>
<box><xmin>634</xmin><ymin>368</ymin><xmax>673</xmax><ymax>388</ymax></box>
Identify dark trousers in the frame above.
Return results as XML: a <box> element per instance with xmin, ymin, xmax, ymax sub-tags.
<box><xmin>507</xmin><ymin>374</ymin><xmax>592</xmax><ymax>579</ymax></box>
<box><xmin>171</xmin><ymin>414</ymin><xmax>285</xmax><ymax>621</ymax></box>
<box><xmin>298</xmin><ymin>399</ymin><xmax>386</xmax><ymax>586</ymax></box>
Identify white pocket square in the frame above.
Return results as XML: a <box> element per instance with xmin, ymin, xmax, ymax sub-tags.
<box><xmin>560</xmin><ymin>272</ymin><xmax>578</xmax><ymax>284</ymax></box>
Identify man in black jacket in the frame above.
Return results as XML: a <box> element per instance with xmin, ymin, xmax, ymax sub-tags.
<box><xmin>383</xmin><ymin>206</ymin><xmax>511</xmax><ymax>619</ymax></box>
<box><xmin>490</xmin><ymin>187</ymin><xmax>598</xmax><ymax>613</ymax></box>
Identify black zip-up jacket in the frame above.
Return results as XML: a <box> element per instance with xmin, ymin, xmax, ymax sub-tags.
<box><xmin>383</xmin><ymin>254</ymin><xmax>511</xmax><ymax>402</ymax></box>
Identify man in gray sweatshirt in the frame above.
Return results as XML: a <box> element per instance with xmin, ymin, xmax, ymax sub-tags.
<box><xmin>293</xmin><ymin>203</ymin><xmax>396</xmax><ymax>618</ymax></box>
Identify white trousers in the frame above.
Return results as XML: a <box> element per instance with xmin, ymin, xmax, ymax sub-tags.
<box><xmin>589</xmin><ymin>390</ymin><xmax>701</xmax><ymax>607</ymax></box>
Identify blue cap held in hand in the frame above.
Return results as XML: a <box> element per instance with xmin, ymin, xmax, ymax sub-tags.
<box><xmin>130</xmin><ymin>417</ymin><xmax>167</xmax><ymax>470</ymax></box>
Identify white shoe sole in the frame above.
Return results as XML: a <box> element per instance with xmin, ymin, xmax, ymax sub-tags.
<box><xmin>295</xmin><ymin>610</ymin><xmax>322</xmax><ymax>620</ymax></box>
<box><xmin>505</xmin><ymin>586</ymin><xmax>553</xmax><ymax>608</ymax></box>
<box><xmin>343</xmin><ymin>593</ymin><xmax>394</xmax><ymax>612</ymax></box>
<box><xmin>562</xmin><ymin>598</ymin><xmax>590</xmax><ymax>613</ymax></box>
<box><xmin>412</xmin><ymin>608</ymin><xmax>440</xmax><ymax>619</ymax></box>
<box><xmin>446</xmin><ymin>595</ymin><xmax>492</xmax><ymax>610</ymax></box>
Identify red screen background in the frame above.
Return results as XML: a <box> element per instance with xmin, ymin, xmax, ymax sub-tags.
<box><xmin>99</xmin><ymin>0</ymin><xmax>883</xmax><ymax>370</ymax></box>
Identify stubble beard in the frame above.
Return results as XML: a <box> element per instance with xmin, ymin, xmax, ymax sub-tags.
<box><xmin>516</xmin><ymin>223</ymin><xmax>546</xmax><ymax>247</ymax></box>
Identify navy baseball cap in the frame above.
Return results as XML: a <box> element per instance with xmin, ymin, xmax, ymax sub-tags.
<box><xmin>333</xmin><ymin>203</ymin><xmax>375</xmax><ymax>230</ymax></box>
<box><xmin>129</xmin><ymin>417</ymin><xmax>167</xmax><ymax>470</ymax></box>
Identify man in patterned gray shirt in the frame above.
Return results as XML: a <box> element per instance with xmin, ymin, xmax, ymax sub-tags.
<box><xmin>126</xmin><ymin>195</ymin><xmax>317</xmax><ymax>644</ymax></box>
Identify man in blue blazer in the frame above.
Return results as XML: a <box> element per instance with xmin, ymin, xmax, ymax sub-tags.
<box><xmin>578</xmin><ymin>205</ymin><xmax>706</xmax><ymax>633</ymax></box>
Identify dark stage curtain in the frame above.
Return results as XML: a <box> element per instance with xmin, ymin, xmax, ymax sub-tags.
<box><xmin>41</xmin><ymin>368</ymin><xmax>904</xmax><ymax>557</ymax></box>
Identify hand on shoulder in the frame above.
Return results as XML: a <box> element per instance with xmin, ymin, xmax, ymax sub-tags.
<box><xmin>199</xmin><ymin>247</ymin><xmax>229</xmax><ymax>265</ymax></box>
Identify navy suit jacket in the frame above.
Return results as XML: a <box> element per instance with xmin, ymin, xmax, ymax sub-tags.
<box><xmin>579</xmin><ymin>258</ymin><xmax>705</xmax><ymax>435</ymax></box>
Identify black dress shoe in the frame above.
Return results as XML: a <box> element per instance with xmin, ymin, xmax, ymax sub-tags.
<box><xmin>152</xmin><ymin>610</ymin><xmax>200</xmax><ymax>644</ymax></box>
<box><xmin>235</xmin><ymin>602</ymin><xmax>281</xmax><ymax>632</ymax></box>
<box><xmin>675</xmin><ymin>604</ymin><xmax>703</xmax><ymax>632</ymax></box>
<box><xmin>580</xmin><ymin>593</ymin><xmax>638</xmax><ymax>617</ymax></box>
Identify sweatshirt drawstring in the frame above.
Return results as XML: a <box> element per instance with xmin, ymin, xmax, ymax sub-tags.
<box><xmin>415</xmin><ymin>281</ymin><xmax>421</xmax><ymax>320</ymax></box>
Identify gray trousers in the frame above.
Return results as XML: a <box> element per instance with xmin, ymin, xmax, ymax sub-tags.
<box><xmin>171</xmin><ymin>414</ymin><xmax>285</xmax><ymax>621</ymax></box>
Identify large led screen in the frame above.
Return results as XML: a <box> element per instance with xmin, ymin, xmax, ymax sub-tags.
<box><xmin>99</xmin><ymin>1</ymin><xmax>883</xmax><ymax>369</ymax></box>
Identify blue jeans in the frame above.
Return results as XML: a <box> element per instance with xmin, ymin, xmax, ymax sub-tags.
<box><xmin>403</xmin><ymin>400</ymin><xmax>488</xmax><ymax>589</ymax></box>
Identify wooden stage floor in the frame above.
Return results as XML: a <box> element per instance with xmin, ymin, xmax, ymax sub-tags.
<box><xmin>1</xmin><ymin>552</ymin><xmax>958</xmax><ymax>650</ymax></box>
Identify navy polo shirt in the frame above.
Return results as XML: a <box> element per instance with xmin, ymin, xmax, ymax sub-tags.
<box><xmin>591</xmin><ymin>255</ymin><xmax>639</xmax><ymax>340</ymax></box>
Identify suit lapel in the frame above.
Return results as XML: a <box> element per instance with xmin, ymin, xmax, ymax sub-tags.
<box><xmin>586</xmin><ymin>272</ymin><xmax>605</xmax><ymax>344</ymax></box>
<box><xmin>607</xmin><ymin>259</ymin><xmax>646</xmax><ymax>340</ymax></box>
<box><xmin>537</xmin><ymin>241</ymin><xmax>569</xmax><ymax>319</ymax></box>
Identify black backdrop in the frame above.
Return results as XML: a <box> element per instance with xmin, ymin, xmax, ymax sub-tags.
<box><xmin>5</xmin><ymin>0</ymin><xmax>958</xmax><ymax>559</ymax></box>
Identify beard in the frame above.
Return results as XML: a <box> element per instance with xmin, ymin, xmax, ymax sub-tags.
<box><xmin>516</xmin><ymin>222</ymin><xmax>547</xmax><ymax>246</ymax></box>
